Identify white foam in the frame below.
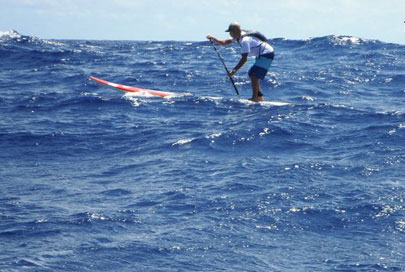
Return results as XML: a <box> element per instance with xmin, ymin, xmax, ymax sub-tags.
<box><xmin>172</xmin><ymin>138</ymin><xmax>195</xmax><ymax>146</ymax></box>
<box><xmin>206</xmin><ymin>133</ymin><xmax>222</xmax><ymax>143</ymax></box>
<box><xmin>124</xmin><ymin>92</ymin><xmax>157</xmax><ymax>98</ymax></box>
<box><xmin>0</xmin><ymin>30</ymin><xmax>21</xmax><ymax>39</ymax></box>
<box><xmin>331</xmin><ymin>35</ymin><xmax>362</xmax><ymax>45</ymax></box>
<box><xmin>302</xmin><ymin>96</ymin><xmax>315</xmax><ymax>101</ymax></box>
<box><xmin>123</xmin><ymin>96</ymin><xmax>144</xmax><ymax>107</ymax></box>
<box><xmin>41</xmin><ymin>39</ymin><xmax>65</xmax><ymax>47</ymax></box>
<box><xmin>206</xmin><ymin>132</ymin><xmax>222</xmax><ymax>139</ymax></box>
<box><xmin>259</xmin><ymin>127</ymin><xmax>271</xmax><ymax>137</ymax></box>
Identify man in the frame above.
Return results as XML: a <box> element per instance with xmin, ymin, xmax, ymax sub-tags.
<box><xmin>207</xmin><ymin>22</ymin><xmax>275</xmax><ymax>102</ymax></box>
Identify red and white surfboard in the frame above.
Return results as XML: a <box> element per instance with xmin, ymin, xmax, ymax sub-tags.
<box><xmin>89</xmin><ymin>76</ymin><xmax>175</xmax><ymax>97</ymax></box>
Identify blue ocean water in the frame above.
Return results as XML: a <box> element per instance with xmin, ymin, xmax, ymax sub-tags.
<box><xmin>1</xmin><ymin>29</ymin><xmax>404</xmax><ymax>271</ymax></box>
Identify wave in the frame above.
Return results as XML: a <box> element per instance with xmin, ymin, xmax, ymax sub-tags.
<box><xmin>0</xmin><ymin>29</ymin><xmax>42</xmax><ymax>45</ymax></box>
<box><xmin>0</xmin><ymin>29</ymin><xmax>61</xmax><ymax>45</ymax></box>
<box><xmin>0</xmin><ymin>30</ymin><xmax>396</xmax><ymax>49</ymax></box>
<box><xmin>0</xmin><ymin>30</ymin><xmax>22</xmax><ymax>39</ymax></box>
<box><xmin>306</xmin><ymin>35</ymin><xmax>375</xmax><ymax>46</ymax></box>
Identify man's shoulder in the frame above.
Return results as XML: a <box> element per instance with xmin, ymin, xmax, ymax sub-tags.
<box><xmin>240</xmin><ymin>34</ymin><xmax>255</xmax><ymax>43</ymax></box>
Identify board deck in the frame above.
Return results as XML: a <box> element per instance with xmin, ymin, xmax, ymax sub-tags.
<box><xmin>238</xmin><ymin>99</ymin><xmax>291</xmax><ymax>106</ymax></box>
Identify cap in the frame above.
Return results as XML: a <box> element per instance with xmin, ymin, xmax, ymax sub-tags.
<box><xmin>225</xmin><ymin>22</ymin><xmax>241</xmax><ymax>32</ymax></box>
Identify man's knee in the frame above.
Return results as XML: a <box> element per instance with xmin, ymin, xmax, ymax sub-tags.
<box><xmin>249</xmin><ymin>75</ymin><xmax>259</xmax><ymax>81</ymax></box>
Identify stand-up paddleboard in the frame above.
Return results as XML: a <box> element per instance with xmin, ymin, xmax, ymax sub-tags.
<box><xmin>89</xmin><ymin>76</ymin><xmax>290</xmax><ymax>106</ymax></box>
<box><xmin>239</xmin><ymin>99</ymin><xmax>291</xmax><ymax>106</ymax></box>
<box><xmin>89</xmin><ymin>76</ymin><xmax>175</xmax><ymax>97</ymax></box>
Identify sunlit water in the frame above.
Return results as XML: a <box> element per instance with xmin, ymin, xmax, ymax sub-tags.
<box><xmin>1</xmin><ymin>30</ymin><xmax>404</xmax><ymax>271</ymax></box>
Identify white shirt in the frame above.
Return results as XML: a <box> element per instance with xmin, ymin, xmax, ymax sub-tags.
<box><xmin>233</xmin><ymin>32</ymin><xmax>274</xmax><ymax>56</ymax></box>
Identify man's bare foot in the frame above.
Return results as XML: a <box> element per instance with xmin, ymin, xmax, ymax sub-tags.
<box><xmin>249</xmin><ymin>96</ymin><xmax>264</xmax><ymax>102</ymax></box>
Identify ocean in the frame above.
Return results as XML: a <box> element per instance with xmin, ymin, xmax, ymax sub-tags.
<box><xmin>1</xmin><ymin>30</ymin><xmax>404</xmax><ymax>271</ymax></box>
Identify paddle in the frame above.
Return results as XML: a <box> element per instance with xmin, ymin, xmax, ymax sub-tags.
<box><xmin>209</xmin><ymin>41</ymin><xmax>240</xmax><ymax>96</ymax></box>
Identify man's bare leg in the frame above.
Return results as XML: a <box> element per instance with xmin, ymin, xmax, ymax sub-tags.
<box><xmin>250</xmin><ymin>75</ymin><xmax>263</xmax><ymax>102</ymax></box>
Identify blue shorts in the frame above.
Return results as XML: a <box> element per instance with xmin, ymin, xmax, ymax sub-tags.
<box><xmin>248</xmin><ymin>52</ymin><xmax>274</xmax><ymax>80</ymax></box>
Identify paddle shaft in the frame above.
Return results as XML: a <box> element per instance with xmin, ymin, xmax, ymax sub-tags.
<box><xmin>210</xmin><ymin>41</ymin><xmax>240</xmax><ymax>96</ymax></box>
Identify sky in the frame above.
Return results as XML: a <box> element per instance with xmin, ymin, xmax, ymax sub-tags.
<box><xmin>1</xmin><ymin>0</ymin><xmax>405</xmax><ymax>44</ymax></box>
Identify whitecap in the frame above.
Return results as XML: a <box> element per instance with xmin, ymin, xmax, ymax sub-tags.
<box><xmin>205</xmin><ymin>132</ymin><xmax>222</xmax><ymax>143</ymax></box>
<box><xmin>302</xmin><ymin>96</ymin><xmax>315</xmax><ymax>101</ymax></box>
<box><xmin>331</xmin><ymin>35</ymin><xmax>363</xmax><ymax>45</ymax></box>
<box><xmin>259</xmin><ymin>127</ymin><xmax>271</xmax><ymax>136</ymax></box>
<box><xmin>0</xmin><ymin>30</ymin><xmax>21</xmax><ymax>39</ymax></box>
<box><xmin>388</xmin><ymin>128</ymin><xmax>396</xmax><ymax>135</ymax></box>
<box><xmin>206</xmin><ymin>132</ymin><xmax>222</xmax><ymax>139</ymax></box>
<box><xmin>90</xmin><ymin>213</ymin><xmax>106</xmax><ymax>220</ymax></box>
<box><xmin>397</xmin><ymin>220</ymin><xmax>405</xmax><ymax>232</ymax></box>
<box><xmin>172</xmin><ymin>138</ymin><xmax>195</xmax><ymax>146</ymax></box>
<box><xmin>256</xmin><ymin>224</ymin><xmax>278</xmax><ymax>230</ymax></box>
<box><xmin>124</xmin><ymin>91</ymin><xmax>156</xmax><ymax>98</ymax></box>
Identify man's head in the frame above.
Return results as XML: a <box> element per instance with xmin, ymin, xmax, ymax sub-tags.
<box><xmin>225</xmin><ymin>22</ymin><xmax>242</xmax><ymax>39</ymax></box>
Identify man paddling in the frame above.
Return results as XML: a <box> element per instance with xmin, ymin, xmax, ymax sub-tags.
<box><xmin>207</xmin><ymin>22</ymin><xmax>275</xmax><ymax>102</ymax></box>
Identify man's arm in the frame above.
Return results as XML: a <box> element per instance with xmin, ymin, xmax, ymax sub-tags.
<box><xmin>229</xmin><ymin>53</ymin><xmax>248</xmax><ymax>76</ymax></box>
<box><xmin>206</xmin><ymin>35</ymin><xmax>233</xmax><ymax>46</ymax></box>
